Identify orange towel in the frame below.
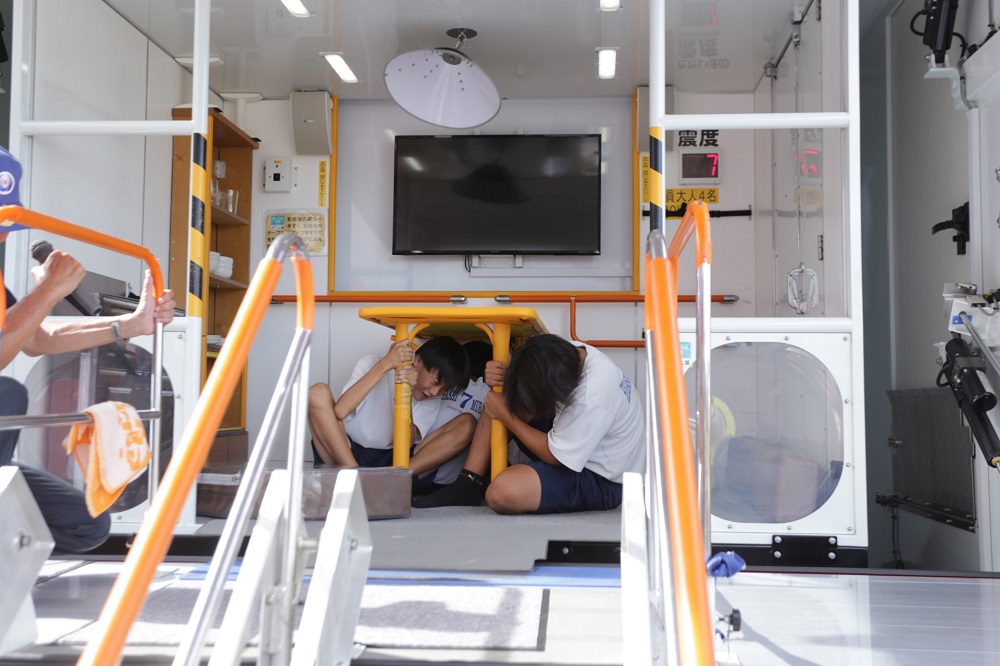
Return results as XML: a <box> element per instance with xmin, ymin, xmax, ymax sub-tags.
<box><xmin>62</xmin><ymin>401</ymin><xmax>151</xmax><ymax>517</ymax></box>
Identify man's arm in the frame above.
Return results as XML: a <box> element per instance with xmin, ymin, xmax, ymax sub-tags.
<box><xmin>19</xmin><ymin>270</ymin><xmax>176</xmax><ymax>358</ymax></box>
<box><xmin>0</xmin><ymin>250</ymin><xmax>85</xmax><ymax>369</ymax></box>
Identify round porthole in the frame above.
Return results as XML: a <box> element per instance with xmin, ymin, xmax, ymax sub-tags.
<box><xmin>685</xmin><ymin>341</ymin><xmax>844</xmax><ymax>524</ymax></box>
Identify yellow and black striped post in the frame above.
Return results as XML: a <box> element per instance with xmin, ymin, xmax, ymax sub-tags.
<box><xmin>649</xmin><ymin>126</ymin><xmax>665</xmax><ymax>233</ymax></box>
<box><xmin>187</xmin><ymin>131</ymin><xmax>210</xmax><ymax>319</ymax></box>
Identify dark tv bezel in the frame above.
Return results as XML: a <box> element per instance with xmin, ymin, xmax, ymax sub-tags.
<box><xmin>391</xmin><ymin>133</ymin><xmax>602</xmax><ymax>256</ymax></box>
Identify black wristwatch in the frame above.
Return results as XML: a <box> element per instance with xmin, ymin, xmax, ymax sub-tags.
<box><xmin>111</xmin><ymin>319</ymin><xmax>129</xmax><ymax>345</ymax></box>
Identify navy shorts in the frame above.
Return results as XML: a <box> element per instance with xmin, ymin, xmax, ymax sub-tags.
<box><xmin>310</xmin><ymin>438</ymin><xmax>396</xmax><ymax>468</ymax></box>
<box><xmin>350</xmin><ymin>441</ymin><xmax>395</xmax><ymax>467</ymax></box>
<box><xmin>520</xmin><ymin>460</ymin><xmax>623</xmax><ymax>514</ymax></box>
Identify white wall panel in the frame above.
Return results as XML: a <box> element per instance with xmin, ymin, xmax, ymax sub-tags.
<box><xmin>25</xmin><ymin>0</ymin><xmax>150</xmax><ymax>289</ymax></box>
<box><xmin>333</xmin><ymin>97</ymin><xmax>633</xmax><ymax>292</ymax></box>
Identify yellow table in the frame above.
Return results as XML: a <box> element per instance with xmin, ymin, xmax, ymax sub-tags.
<box><xmin>358</xmin><ymin>306</ymin><xmax>548</xmax><ymax>478</ymax></box>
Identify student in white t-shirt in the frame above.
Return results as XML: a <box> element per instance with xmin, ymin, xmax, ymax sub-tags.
<box><xmin>413</xmin><ymin>334</ymin><xmax>645</xmax><ymax>513</ymax></box>
<box><xmin>308</xmin><ymin>336</ymin><xmax>470</xmax><ymax>468</ymax></box>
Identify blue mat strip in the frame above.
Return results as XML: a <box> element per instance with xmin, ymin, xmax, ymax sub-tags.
<box><xmin>181</xmin><ymin>562</ymin><xmax>621</xmax><ymax>588</ymax></box>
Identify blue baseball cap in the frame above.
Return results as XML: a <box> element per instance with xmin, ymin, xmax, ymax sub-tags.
<box><xmin>0</xmin><ymin>146</ymin><xmax>26</xmax><ymax>232</ymax></box>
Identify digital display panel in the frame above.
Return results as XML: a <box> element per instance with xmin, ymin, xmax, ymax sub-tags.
<box><xmin>681</xmin><ymin>152</ymin><xmax>720</xmax><ymax>180</ymax></box>
<box><xmin>681</xmin><ymin>3</ymin><xmax>718</xmax><ymax>28</ymax></box>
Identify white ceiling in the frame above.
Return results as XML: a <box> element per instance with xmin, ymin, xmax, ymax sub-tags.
<box><xmin>103</xmin><ymin>0</ymin><xmax>890</xmax><ymax>103</ymax></box>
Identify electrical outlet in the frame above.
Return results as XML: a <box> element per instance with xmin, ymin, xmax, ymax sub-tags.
<box><xmin>264</xmin><ymin>158</ymin><xmax>292</xmax><ymax>192</ymax></box>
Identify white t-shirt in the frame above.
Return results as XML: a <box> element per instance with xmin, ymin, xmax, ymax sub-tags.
<box><xmin>341</xmin><ymin>355</ymin><xmax>440</xmax><ymax>451</ymax></box>
<box><xmin>546</xmin><ymin>343</ymin><xmax>645</xmax><ymax>483</ymax></box>
<box><xmin>426</xmin><ymin>377</ymin><xmax>490</xmax><ymax>484</ymax></box>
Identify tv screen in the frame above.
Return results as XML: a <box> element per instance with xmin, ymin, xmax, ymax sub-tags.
<box><xmin>392</xmin><ymin>134</ymin><xmax>601</xmax><ymax>255</ymax></box>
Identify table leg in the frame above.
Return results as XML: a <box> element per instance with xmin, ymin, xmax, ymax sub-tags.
<box><xmin>392</xmin><ymin>323</ymin><xmax>412</xmax><ymax>467</ymax></box>
<box><xmin>490</xmin><ymin>323</ymin><xmax>512</xmax><ymax>479</ymax></box>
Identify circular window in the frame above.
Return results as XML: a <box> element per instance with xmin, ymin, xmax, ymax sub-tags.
<box><xmin>686</xmin><ymin>341</ymin><xmax>844</xmax><ymax>523</ymax></box>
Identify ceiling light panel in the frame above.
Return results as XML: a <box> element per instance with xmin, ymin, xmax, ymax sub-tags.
<box><xmin>597</xmin><ymin>48</ymin><xmax>617</xmax><ymax>79</ymax></box>
<box><xmin>280</xmin><ymin>0</ymin><xmax>311</xmax><ymax>18</ymax></box>
<box><xmin>324</xmin><ymin>53</ymin><xmax>358</xmax><ymax>82</ymax></box>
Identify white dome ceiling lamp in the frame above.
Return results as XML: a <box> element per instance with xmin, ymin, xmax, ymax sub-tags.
<box><xmin>384</xmin><ymin>27</ymin><xmax>500</xmax><ymax>129</ymax></box>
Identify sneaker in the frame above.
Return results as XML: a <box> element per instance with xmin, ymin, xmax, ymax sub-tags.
<box><xmin>411</xmin><ymin>469</ymin><xmax>487</xmax><ymax>508</ymax></box>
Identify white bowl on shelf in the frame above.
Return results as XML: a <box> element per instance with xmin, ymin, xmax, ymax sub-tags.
<box><xmin>212</xmin><ymin>265</ymin><xmax>233</xmax><ymax>280</ymax></box>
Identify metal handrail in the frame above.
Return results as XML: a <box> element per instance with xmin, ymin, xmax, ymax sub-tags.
<box><xmin>77</xmin><ymin>233</ymin><xmax>314</xmax><ymax>666</ymax></box>
<box><xmin>174</xmin><ymin>235</ymin><xmax>314</xmax><ymax>665</ymax></box>
<box><xmin>644</xmin><ymin>200</ymin><xmax>715</xmax><ymax>665</ymax></box>
<box><xmin>0</xmin><ymin>204</ymin><xmax>167</xmax><ymax>500</ymax></box>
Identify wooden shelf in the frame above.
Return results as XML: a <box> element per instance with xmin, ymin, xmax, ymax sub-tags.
<box><xmin>211</xmin><ymin>205</ymin><xmax>249</xmax><ymax>227</ymax></box>
<box><xmin>172</xmin><ymin>107</ymin><xmax>259</xmax><ymax>149</ymax></box>
<box><xmin>208</xmin><ymin>274</ymin><xmax>248</xmax><ymax>290</ymax></box>
<box><xmin>170</xmin><ymin>106</ymin><xmax>257</xmax><ymax>434</ymax></box>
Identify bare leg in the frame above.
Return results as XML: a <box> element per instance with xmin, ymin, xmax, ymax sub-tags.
<box><xmin>307</xmin><ymin>383</ymin><xmax>359</xmax><ymax>466</ymax></box>
<box><xmin>485</xmin><ymin>464</ymin><xmax>542</xmax><ymax>514</ymax></box>
<box><xmin>460</xmin><ymin>413</ymin><xmax>493</xmax><ymax>476</ymax></box>
<box><xmin>410</xmin><ymin>413</ymin><xmax>476</xmax><ymax>476</ymax></box>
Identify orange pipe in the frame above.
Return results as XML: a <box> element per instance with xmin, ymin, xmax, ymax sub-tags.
<box><xmin>274</xmin><ymin>293</ymin><xmax>455</xmax><ymax>303</ymax></box>
<box><xmin>78</xmin><ymin>257</ymin><xmax>283</xmax><ymax>666</ymax></box>
<box><xmin>271</xmin><ymin>292</ymin><xmax>727</xmax><ymax>304</ymax></box>
<box><xmin>646</xmin><ymin>202</ymin><xmax>715</xmax><ymax>664</ymax></box>
<box><xmin>489</xmin><ymin>323</ymin><xmax>512</xmax><ymax>479</ymax></box>
<box><xmin>271</xmin><ymin>292</ymin><xmax>735</xmax><ymax>350</ymax></box>
<box><xmin>292</xmin><ymin>256</ymin><xmax>315</xmax><ymax>331</ymax></box>
<box><xmin>0</xmin><ymin>205</ymin><xmax>165</xmax><ymax>297</ymax></box>
<box><xmin>647</xmin><ymin>255</ymin><xmax>714</xmax><ymax>664</ymax></box>
<box><xmin>690</xmin><ymin>200</ymin><xmax>712</xmax><ymax>266</ymax></box>
<box><xmin>392</xmin><ymin>323</ymin><xmax>413</xmax><ymax>467</ymax></box>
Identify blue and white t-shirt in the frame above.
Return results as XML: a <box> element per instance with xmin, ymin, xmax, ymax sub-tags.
<box><xmin>426</xmin><ymin>377</ymin><xmax>490</xmax><ymax>484</ymax></box>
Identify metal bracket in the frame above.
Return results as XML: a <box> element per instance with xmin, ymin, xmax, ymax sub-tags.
<box><xmin>0</xmin><ymin>467</ymin><xmax>55</xmax><ymax>653</ymax></box>
<box><xmin>769</xmin><ymin>534</ymin><xmax>840</xmax><ymax>565</ymax></box>
<box><xmin>876</xmin><ymin>491</ymin><xmax>975</xmax><ymax>532</ymax></box>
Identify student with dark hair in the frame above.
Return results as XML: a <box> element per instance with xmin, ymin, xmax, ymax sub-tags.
<box><xmin>410</xmin><ymin>340</ymin><xmax>493</xmax><ymax>495</ymax></box>
<box><xmin>308</xmin><ymin>335</ymin><xmax>470</xmax><ymax>467</ymax></box>
<box><xmin>413</xmin><ymin>333</ymin><xmax>645</xmax><ymax>513</ymax></box>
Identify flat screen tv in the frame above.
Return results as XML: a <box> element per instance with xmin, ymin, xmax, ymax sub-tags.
<box><xmin>392</xmin><ymin>134</ymin><xmax>601</xmax><ymax>255</ymax></box>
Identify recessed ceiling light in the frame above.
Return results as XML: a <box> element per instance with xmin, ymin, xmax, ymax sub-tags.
<box><xmin>597</xmin><ymin>48</ymin><xmax>617</xmax><ymax>79</ymax></box>
<box><xmin>323</xmin><ymin>53</ymin><xmax>358</xmax><ymax>83</ymax></box>
<box><xmin>280</xmin><ymin>0</ymin><xmax>311</xmax><ymax>18</ymax></box>
<box><xmin>599</xmin><ymin>0</ymin><xmax>621</xmax><ymax>11</ymax></box>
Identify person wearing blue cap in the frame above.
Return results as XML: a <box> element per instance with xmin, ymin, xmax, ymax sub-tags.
<box><xmin>0</xmin><ymin>146</ymin><xmax>176</xmax><ymax>553</ymax></box>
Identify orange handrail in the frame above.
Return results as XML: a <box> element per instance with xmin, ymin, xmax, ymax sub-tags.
<box><xmin>77</xmin><ymin>234</ymin><xmax>314</xmax><ymax>666</ymax></box>
<box><xmin>271</xmin><ymin>291</ymin><xmax>732</xmax><ymax>303</ymax></box>
<box><xmin>0</xmin><ymin>205</ymin><xmax>165</xmax><ymax>298</ymax></box>
<box><xmin>646</xmin><ymin>200</ymin><xmax>714</xmax><ymax>664</ymax></box>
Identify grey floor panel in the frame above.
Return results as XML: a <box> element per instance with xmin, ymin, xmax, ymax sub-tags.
<box><xmin>364</xmin><ymin>506</ymin><xmax>621</xmax><ymax>571</ymax></box>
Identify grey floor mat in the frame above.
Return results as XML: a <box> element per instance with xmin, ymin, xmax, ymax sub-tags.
<box><xmin>362</xmin><ymin>505</ymin><xmax>621</xmax><ymax>571</ymax></box>
<box><xmin>58</xmin><ymin>580</ymin><xmax>548</xmax><ymax>651</ymax></box>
